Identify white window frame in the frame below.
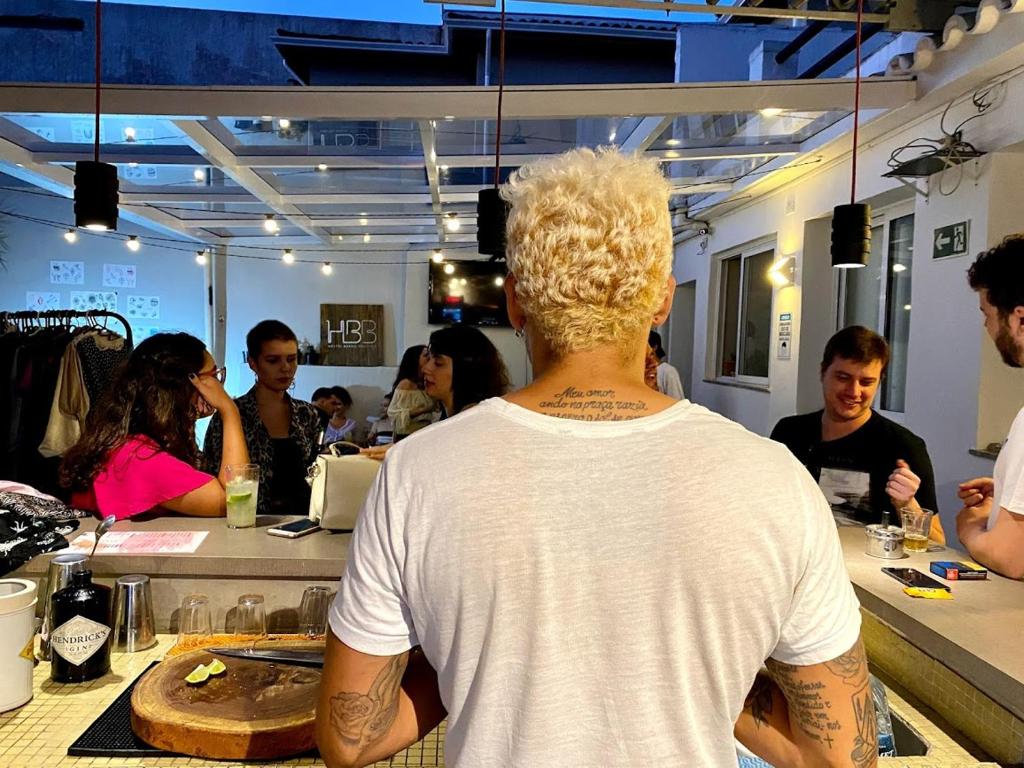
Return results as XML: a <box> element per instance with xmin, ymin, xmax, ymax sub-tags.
<box><xmin>834</xmin><ymin>200</ymin><xmax>914</xmax><ymax>420</ymax></box>
<box><xmin>709</xmin><ymin>238</ymin><xmax>776</xmax><ymax>388</ymax></box>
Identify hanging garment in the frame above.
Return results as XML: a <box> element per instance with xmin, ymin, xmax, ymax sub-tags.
<box><xmin>39</xmin><ymin>334</ymin><xmax>91</xmax><ymax>458</ymax></box>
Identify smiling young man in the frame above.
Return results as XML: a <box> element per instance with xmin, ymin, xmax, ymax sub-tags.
<box><xmin>957</xmin><ymin>236</ymin><xmax>1024</xmax><ymax>579</ymax></box>
<box><xmin>771</xmin><ymin>326</ymin><xmax>943</xmax><ymax>540</ymax></box>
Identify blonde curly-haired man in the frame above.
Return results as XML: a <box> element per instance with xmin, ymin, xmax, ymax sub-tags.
<box><xmin>316</xmin><ymin>149</ymin><xmax>876</xmax><ymax>768</ymax></box>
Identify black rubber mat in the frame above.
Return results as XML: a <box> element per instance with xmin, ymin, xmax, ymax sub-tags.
<box><xmin>67</xmin><ymin>661</ymin><xmax>175</xmax><ymax>757</ymax></box>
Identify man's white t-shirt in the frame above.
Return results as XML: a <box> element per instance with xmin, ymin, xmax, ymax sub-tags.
<box><xmin>330</xmin><ymin>398</ymin><xmax>861</xmax><ymax>768</ymax></box>
<box><xmin>656</xmin><ymin>361</ymin><xmax>685</xmax><ymax>399</ymax></box>
<box><xmin>990</xmin><ymin>404</ymin><xmax>1024</xmax><ymax>529</ymax></box>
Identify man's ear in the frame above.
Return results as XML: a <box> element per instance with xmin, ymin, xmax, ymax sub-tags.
<box><xmin>652</xmin><ymin>275</ymin><xmax>676</xmax><ymax>327</ymax></box>
<box><xmin>504</xmin><ymin>273</ymin><xmax>525</xmax><ymax>331</ymax></box>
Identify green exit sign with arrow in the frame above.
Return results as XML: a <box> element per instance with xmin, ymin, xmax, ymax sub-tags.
<box><xmin>933</xmin><ymin>221</ymin><xmax>970</xmax><ymax>261</ymax></box>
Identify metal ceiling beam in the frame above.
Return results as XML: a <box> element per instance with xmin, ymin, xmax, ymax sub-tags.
<box><xmin>179</xmin><ymin>216</ymin><xmax>443</xmax><ymax>229</ymax></box>
<box><xmin>647</xmin><ymin>144</ymin><xmax>800</xmax><ymax>161</ymax></box>
<box><xmin>0</xmin><ymin>78</ymin><xmax>916</xmax><ymax>120</ymax></box>
<box><xmin>619</xmin><ymin>116</ymin><xmax>674</xmax><ymax>152</ymax></box>
<box><xmin>418</xmin><ymin>120</ymin><xmax>447</xmax><ymax>244</ymax></box>
<box><xmin>173</xmin><ymin>119</ymin><xmax>332</xmax><ymax>245</ymax></box>
<box><xmin>422</xmin><ymin>0</ymin><xmax>889</xmax><ymax>23</ymax></box>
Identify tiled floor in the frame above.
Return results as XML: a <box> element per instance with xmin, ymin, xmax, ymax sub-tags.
<box><xmin>0</xmin><ymin>637</ymin><xmax>998</xmax><ymax>768</ymax></box>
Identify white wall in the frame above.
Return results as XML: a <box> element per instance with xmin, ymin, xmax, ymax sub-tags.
<box><xmin>674</xmin><ymin>66</ymin><xmax>1024</xmax><ymax>542</ymax></box>
<box><xmin>0</xmin><ymin>185</ymin><xmax>206</xmax><ymax>342</ymax></box>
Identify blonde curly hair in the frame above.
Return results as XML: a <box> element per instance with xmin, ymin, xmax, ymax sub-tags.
<box><xmin>501</xmin><ymin>147</ymin><xmax>673</xmax><ymax>356</ymax></box>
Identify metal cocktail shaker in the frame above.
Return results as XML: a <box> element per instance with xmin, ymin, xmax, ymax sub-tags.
<box><xmin>39</xmin><ymin>553</ymin><xmax>87</xmax><ymax>660</ymax></box>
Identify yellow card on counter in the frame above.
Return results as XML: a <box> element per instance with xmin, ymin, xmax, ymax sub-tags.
<box><xmin>904</xmin><ymin>587</ymin><xmax>953</xmax><ymax>600</ymax></box>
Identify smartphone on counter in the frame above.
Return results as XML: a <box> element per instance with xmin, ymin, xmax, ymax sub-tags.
<box><xmin>882</xmin><ymin>567</ymin><xmax>951</xmax><ymax>591</ymax></box>
<box><xmin>267</xmin><ymin>518</ymin><xmax>321</xmax><ymax>539</ymax></box>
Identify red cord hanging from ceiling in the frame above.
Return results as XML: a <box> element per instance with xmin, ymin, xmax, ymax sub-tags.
<box><xmin>850</xmin><ymin>0</ymin><xmax>864</xmax><ymax>204</ymax></box>
<box><xmin>94</xmin><ymin>0</ymin><xmax>102</xmax><ymax>165</ymax></box>
<box><xmin>493</xmin><ymin>0</ymin><xmax>507</xmax><ymax>189</ymax></box>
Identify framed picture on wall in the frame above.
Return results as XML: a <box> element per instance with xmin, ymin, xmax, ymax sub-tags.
<box><xmin>320</xmin><ymin>304</ymin><xmax>385</xmax><ymax>366</ymax></box>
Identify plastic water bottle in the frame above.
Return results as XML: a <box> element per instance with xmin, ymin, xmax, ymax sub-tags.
<box><xmin>870</xmin><ymin>675</ymin><xmax>897</xmax><ymax>757</ymax></box>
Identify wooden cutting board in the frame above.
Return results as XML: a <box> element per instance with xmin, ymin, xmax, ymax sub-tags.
<box><xmin>130</xmin><ymin>641</ymin><xmax>324</xmax><ymax>760</ymax></box>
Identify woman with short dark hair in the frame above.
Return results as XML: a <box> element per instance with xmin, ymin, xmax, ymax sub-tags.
<box><xmin>203</xmin><ymin>319</ymin><xmax>320</xmax><ymax>514</ymax></box>
<box><xmin>423</xmin><ymin>326</ymin><xmax>510</xmax><ymax>418</ymax></box>
<box><xmin>61</xmin><ymin>333</ymin><xmax>248</xmax><ymax>519</ymax></box>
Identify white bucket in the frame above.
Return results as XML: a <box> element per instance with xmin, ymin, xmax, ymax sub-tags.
<box><xmin>0</xmin><ymin>579</ymin><xmax>39</xmax><ymax>712</ymax></box>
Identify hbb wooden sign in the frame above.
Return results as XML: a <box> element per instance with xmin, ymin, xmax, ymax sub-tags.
<box><xmin>320</xmin><ymin>304</ymin><xmax>384</xmax><ymax>366</ymax></box>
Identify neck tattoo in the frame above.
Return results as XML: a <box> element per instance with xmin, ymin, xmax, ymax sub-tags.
<box><xmin>537</xmin><ymin>386</ymin><xmax>649</xmax><ymax>422</ymax></box>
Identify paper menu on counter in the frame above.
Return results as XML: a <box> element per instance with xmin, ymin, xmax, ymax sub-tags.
<box><xmin>61</xmin><ymin>531</ymin><xmax>208</xmax><ymax>555</ymax></box>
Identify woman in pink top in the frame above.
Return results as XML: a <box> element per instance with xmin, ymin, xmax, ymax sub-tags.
<box><xmin>61</xmin><ymin>333</ymin><xmax>249</xmax><ymax>520</ymax></box>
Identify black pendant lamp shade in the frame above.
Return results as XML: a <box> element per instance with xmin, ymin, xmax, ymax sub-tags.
<box><xmin>831</xmin><ymin>203</ymin><xmax>871</xmax><ymax>269</ymax></box>
<box><xmin>74</xmin><ymin>160</ymin><xmax>119</xmax><ymax>231</ymax></box>
<box><xmin>477</xmin><ymin>187</ymin><xmax>510</xmax><ymax>259</ymax></box>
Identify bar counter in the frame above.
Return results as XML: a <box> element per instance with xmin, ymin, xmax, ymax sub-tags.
<box><xmin>8</xmin><ymin>518</ymin><xmax>1023</xmax><ymax>764</ymax></box>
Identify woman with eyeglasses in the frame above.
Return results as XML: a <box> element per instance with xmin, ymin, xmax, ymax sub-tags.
<box><xmin>202</xmin><ymin>319</ymin><xmax>321</xmax><ymax>515</ymax></box>
<box><xmin>61</xmin><ymin>332</ymin><xmax>248</xmax><ymax>520</ymax></box>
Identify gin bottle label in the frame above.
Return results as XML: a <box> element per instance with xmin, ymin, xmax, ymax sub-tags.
<box><xmin>50</xmin><ymin>615</ymin><xmax>110</xmax><ymax>666</ymax></box>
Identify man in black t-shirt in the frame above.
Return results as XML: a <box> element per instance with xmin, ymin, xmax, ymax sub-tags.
<box><xmin>771</xmin><ymin>326</ymin><xmax>944</xmax><ymax>540</ymax></box>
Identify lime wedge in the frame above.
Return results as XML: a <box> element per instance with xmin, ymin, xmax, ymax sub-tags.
<box><xmin>206</xmin><ymin>659</ymin><xmax>226</xmax><ymax>676</ymax></box>
<box><xmin>185</xmin><ymin>663</ymin><xmax>210</xmax><ymax>684</ymax></box>
<box><xmin>226</xmin><ymin>491</ymin><xmax>252</xmax><ymax>503</ymax></box>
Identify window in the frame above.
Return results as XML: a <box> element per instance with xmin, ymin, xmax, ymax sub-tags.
<box><xmin>716</xmin><ymin>246</ymin><xmax>774</xmax><ymax>381</ymax></box>
<box><xmin>838</xmin><ymin>206</ymin><xmax>914</xmax><ymax>413</ymax></box>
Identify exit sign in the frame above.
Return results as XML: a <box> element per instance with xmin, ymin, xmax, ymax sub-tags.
<box><xmin>933</xmin><ymin>221</ymin><xmax>970</xmax><ymax>261</ymax></box>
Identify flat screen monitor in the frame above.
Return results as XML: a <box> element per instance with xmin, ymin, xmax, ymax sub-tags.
<box><xmin>428</xmin><ymin>260</ymin><xmax>510</xmax><ymax>327</ymax></box>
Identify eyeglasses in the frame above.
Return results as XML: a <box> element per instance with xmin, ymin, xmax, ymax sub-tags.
<box><xmin>195</xmin><ymin>366</ymin><xmax>227</xmax><ymax>383</ymax></box>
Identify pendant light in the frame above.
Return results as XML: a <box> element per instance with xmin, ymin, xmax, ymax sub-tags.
<box><xmin>477</xmin><ymin>0</ymin><xmax>510</xmax><ymax>259</ymax></box>
<box><xmin>75</xmin><ymin>0</ymin><xmax>119</xmax><ymax>232</ymax></box>
<box><xmin>831</xmin><ymin>0</ymin><xmax>869</xmax><ymax>269</ymax></box>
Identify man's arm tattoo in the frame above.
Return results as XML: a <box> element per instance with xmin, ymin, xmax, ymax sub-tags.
<box><xmin>766</xmin><ymin>641</ymin><xmax>877</xmax><ymax>765</ymax></box>
<box><xmin>329</xmin><ymin>653</ymin><xmax>409</xmax><ymax>750</ymax></box>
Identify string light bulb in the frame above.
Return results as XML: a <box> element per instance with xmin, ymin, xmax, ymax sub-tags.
<box><xmin>494</xmin><ymin>276</ymin><xmax>505</xmax><ymax>287</ymax></box>
<box><xmin>278</xmin><ymin>118</ymin><xmax>291</xmax><ymax>130</ymax></box>
<box><xmin>317</xmin><ymin>164</ymin><xmax>328</xmax><ymax>172</ymax></box>
<box><xmin>126</xmin><ymin>235</ymin><xmax>141</xmax><ymax>252</ymax></box>
<box><xmin>363</xmin><ymin>233</ymin><xmax>371</xmax><ymax>243</ymax></box>
<box><xmin>431</xmin><ymin>250</ymin><xmax>444</xmax><ymax>263</ymax></box>
<box><xmin>64</xmin><ymin>228</ymin><xmax>78</xmax><ymax>244</ymax></box>
<box><xmin>336</xmin><ymin>234</ymin><xmax>344</xmax><ymax>242</ymax></box>
<box><xmin>195</xmin><ymin>250</ymin><xmax>208</xmax><ymax>266</ymax></box>
<box><xmin>445</xmin><ymin>214</ymin><xmax>461</xmax><ymax>232</ymax></box>
<box><xmin>321</xmin><ymin>262</ymin><xmax>333</xmax><ymax>276</ymax></box>
<box><xmin>123</xmin><ymin>126</ymin><xmax>136</xmax><ymax>142</ymax></box>
<box><xmin>282</xmin><ymin>249</ymin><xmax>295</xmax><ymax>264</ymax></box>
<box><xmin>443</xmin><ymin>263</ymin><xmax>455</xmax><ymax>275</ymax></box>
<box><xmin>263</xmin><ymin>214</ymin><xmax>279</xmax><ymax>233</ymax></box>
<box><xmin>193</xmin><ymin>168</ymin><xmax>205</xmax><ymax>181</ymax></box>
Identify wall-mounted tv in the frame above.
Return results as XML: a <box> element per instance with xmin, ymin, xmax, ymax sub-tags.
<box><xmin>428</xmin><ymin>260</ymin><xmax>510</xmax><ymax>327</ymax></box>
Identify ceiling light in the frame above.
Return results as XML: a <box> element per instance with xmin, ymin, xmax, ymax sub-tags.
<box><xmin>321</xmin><ymin>262</ymin><xmax>333</xmax><ymax>276</ymax></box>
<box><xmin>904</xmin><ymin>304</ymin><xmax>912</xmax><ymax>311</ymax></box>
<box><xmin>449</xmin><ymin>279</ymin><xmax>459</xmax><ymax>290</ymax></box>
<box><xmin>263</xmin><ymin>214</ymin><xmax>279</xmax><ymax>233</ymax></box>
<box><xmin>123</xmin><ymin>126</ymin><xmax>136</xmax><ymax>142</ymax></box>
<box><xmin>64</xmin><ymin>228</ymin><xmax>78</xmax><ymax>244</ymax></box>
<box><xmin>193</xmin><ymin>168</ymin><xmax>205</xmax><ymax>181</ymax></box>
<box><xmin>278</xmin><ymin>118</ymin><xmax>291</xmax><ymax>129</ymax></box>
<box><xmin>363</xmin><ymin>233</ymin><xmax>371</xmax><ymax>243</ymax></box>
<box><xmin>831</xmin><ymin>203</ymin><xmax>871</xmax><ymax>269</ymax></box>
<box><xmin>443</xmin><ymin>263</ymin><xmax>455</xmax><ymax>275</ymax></box>
<box><xmin>760</xmin><ymin>108</ymin><xmax>784</xmax><ymax>118</ymax></box>
<box><xmin>444</xmin><ymin>115</ymin><xmax>455</xmax><ymax>121</ymax></box>
<box><xmin>336</xmin><ymin>234</ymin><xmax>344</xmax><ymax>242</ymax></box>
<box><xmin>445</xmin><ymin>214</ymin><xmax>461</xmax><ymax>232</ymax></box>
<box><xmin>892</xmin><ymin>263</ymin><xmax>907</xmax><ymax>273</ymax></box>
<box><xmin>74</xmin><ymin>161</ymin><xmax>119</xmax><ymax>232</ymax></box>
<box><xmin>439</xmin><ymin>165</ymin><xmax>449</xmax><ymax>172</ymax></box>
<box><xmin>608</xmin><ymin>131</ymin><xmax>617</xmax><ymax>142</ymax></box>
<box><xmin>494</xmin><ymin>276</ymin><xmax>505</xmax><ymax>287</ymax></box>
<box><xmin>431</xmin><ymin>250</ymin><xmax>444</xmax><ymax>263</ymax></box>
<box><xmin>665</xmin><ymin>151</ymin><xmax>680</xmax><ymax>159</ymax></box>
<box><xmin>282</xmin><ymin>249</ymin><xmax>295</xmax><ymax>264</ymax></box>
<box><xmin>195</xmin><ymin>250</ymin><xmax>208</xmax><ymax>266</ymax></box>
<box><xmin>665</xmin><ymin>138</ymin><xmax>681</xmax><ymax>147</ymax></box>
<box><xmin>128</xmin><ymin>162</ymin><xmax>138</xmax><ymax>168</ymax></box>
<box><xmin>359</xmin><ymin>217</ymin><xmax>368</xmax><ymax>226</ymax></box>
<box><xmin>317</xmin><ymin>164</ymin><xmax>328</xmax><ymax>172</ymax></box>
<box><xmin>460</xmin><ymin>278</ymin><xmax>467</xmax><ymax>286</ymax></box>
<box><xmin>126</xmin><ymin>235</ymin><xmax>141</xmax><ymax>252</ymax></box>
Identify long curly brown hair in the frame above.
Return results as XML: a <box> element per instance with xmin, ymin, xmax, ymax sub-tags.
<box><xmin>60</xmin><ymin>333</ymin><xmax>208</xmax><ymax>490</ymax></box>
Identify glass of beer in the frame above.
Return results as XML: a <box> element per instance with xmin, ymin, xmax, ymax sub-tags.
<box><xmin>900</xmin><ymin>507</ymin><xmax>934</xmax><ymax>553</ymax></box>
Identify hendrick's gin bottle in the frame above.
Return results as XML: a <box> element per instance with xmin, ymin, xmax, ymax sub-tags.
<box><xmin>49</xmin><ymin>570</ymin><xmax>112</xmax><ymax>683</ymax></box>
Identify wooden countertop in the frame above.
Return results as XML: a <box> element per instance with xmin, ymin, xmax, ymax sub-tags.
<box><xmin>839</xmin><ymin>526</ymin><xmax>1024</xmax><ymax>721</ymax></box>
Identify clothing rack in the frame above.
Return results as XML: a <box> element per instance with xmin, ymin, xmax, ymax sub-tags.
<box><xmin>0</xmin><ymin>309</ymin><xmax>133</xmax><ymax>347</ymax></box>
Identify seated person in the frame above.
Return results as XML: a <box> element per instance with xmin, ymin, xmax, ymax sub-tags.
<box><xmin>311</xmin><ymin>387</ymin><xmax>341</xmax><ymax>429</ymax></box>
<box><xmin>60</xmin><ymin>333</ymin><xmax>249</xmax><ymax>520</ymax></box>
<box><xmin>367</xmin><ymin>394</ymin><xmax>395</xmax><ymax>446</ymax></box>
<box><xmin>323</xmin><ymin>386</ymin><xmax>357</xmax><ymax>444</ymax></box>
<box><xmin>387</xmin><ymin>344</ymin><xmax>437</xmax><ymax>439</ymax></box>
<box><xmin>771</xmin><ymin>325</ymin><xmax>944</xmax><ymax>541</ymax></box>
<box><xmin>203</xmin><ymin>320</ymin><xmax>320</xmax><ymax>515</ymax></box>
<box><xmin>957</xmin><ymin>237</ymin><xmax>1024</xmax><ymax>579</ymax></box>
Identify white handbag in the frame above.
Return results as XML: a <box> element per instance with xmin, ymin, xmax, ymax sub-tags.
<box><xmin>307</xmin><ymin>446</ymin><xmax>381</xmax><ymax>531</ymax></box>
